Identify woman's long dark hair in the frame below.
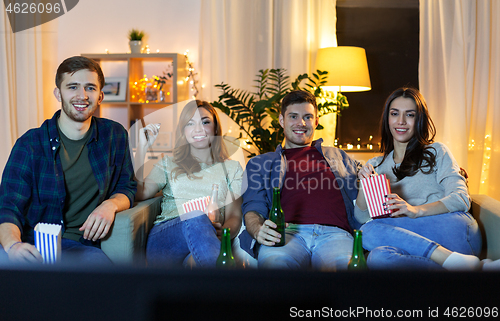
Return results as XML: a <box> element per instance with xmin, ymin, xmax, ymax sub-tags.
<box><xmin>378</xmin><ymin>87</ymin><xmax>436</xmax><ymax>180</ymax></box>
<box><xmin>171</xmin><ymin>100</ymin><xmax>229</xmax><ymax>180</ymax></box>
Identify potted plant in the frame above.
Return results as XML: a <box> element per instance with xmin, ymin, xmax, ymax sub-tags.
<box><xmin>128</xmin><ymin>29</ymin><xmax>145</xmax><ymax>54</ymax></box>
<box><xmin>212</xmin><ymin>69</ymin><xmax>348</xmax><ymax>157</ymax></box>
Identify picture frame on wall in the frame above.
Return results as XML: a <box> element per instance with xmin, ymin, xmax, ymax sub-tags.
<box><xmin>102</xmin><ymin>77</ymin><xmax>127</xmax><ymax>102</ymax></box>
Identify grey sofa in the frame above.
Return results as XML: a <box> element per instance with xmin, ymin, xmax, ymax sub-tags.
<box><xmin>101</xmin><ymin>194</ymin><xmax>500</xmax><ymax>264</ymax></box>
<box><xmin>470</xmin><ymin>194</ymin><xmax>500</xmax><ymax>260</ymax></box>
<box><xmin>101</xmin><ymin>196</ymin><xmax>162</xmax><ymax>264</ymax></box>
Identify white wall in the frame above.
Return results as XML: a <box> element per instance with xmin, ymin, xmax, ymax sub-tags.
<box><xmin>52</xmin><ymin>0</ymin><xmax>203</xmax><ymax>140</ymax></box>
<box><xmin>54</xmin><ymin>0</ymin><xmax>252</xmax><ymax>161</ymax></box>
<box><xmin>56</xmin><ymin>0</ymin><xmax>201</xmax><ymax>67</ymax></box>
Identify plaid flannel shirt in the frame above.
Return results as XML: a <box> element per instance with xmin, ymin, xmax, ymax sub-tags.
<box><xmin>0</xmin><ymin>110</ymin><xmax>137</xmax><ymax>244</ymax></box>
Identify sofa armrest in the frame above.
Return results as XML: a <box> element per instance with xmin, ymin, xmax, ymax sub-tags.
<box><xmin>470</xmin><ymin>194</ymin><xmax>500</xmax><ymax>260</ymax></box>
<box><xmin>101</xmin><ymin>196</ymin><xmax>162</xmax><ymax>264</ymax></box>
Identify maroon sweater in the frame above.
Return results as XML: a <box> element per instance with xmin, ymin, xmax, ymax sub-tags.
<box><xmin>281</xmin><ymin>146</ymin><xmax>350</xmax><ymax>232</ymax></box>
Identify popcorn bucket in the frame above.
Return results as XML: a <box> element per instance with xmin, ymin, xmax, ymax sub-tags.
<box><xmin>360</xmin><ymin>174</ymin><xmax>393</xmax><ymax>219</ymax></box>
<box><xmin>34</xmin><ymin>223</ymin><xmax>62</xmax><ymax>264</ymax></box>
<box><xmin>179</xmin><ymin>196</ymin><xmax>211</xmax><ymax>221</ymax></box>
<box><xmin>182</xmin><ymin>196</ymin><xmax>210</xmax><ymax>214</ymax></box>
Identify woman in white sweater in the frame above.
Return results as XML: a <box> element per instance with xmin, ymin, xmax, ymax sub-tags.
<box><xmin>134</xmin><ymin>100</ymin><xmax>243</xmax><ymax>267</ymax></box>
<box><xmin>354</xmin><ymin>87</ymin><xmax>490</xmax><ymax>270</ymax></box>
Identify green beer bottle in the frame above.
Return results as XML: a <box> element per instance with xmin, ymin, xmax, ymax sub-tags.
<box><xmin>348</xmin><ymin>229</ymin><xmax>367</xmax><ymax>270</ymax></box>
<box><xmin>216</xmin><ymin>228</ymin><xmax>236</xmax><ymax>268</ymax></box>
<box><xmin>269</xmin><ymin>187</ymin><xmax>285</xmax><ymax>247</ymax></box>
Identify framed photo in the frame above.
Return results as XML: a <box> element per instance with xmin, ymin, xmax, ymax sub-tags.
<box><xmin>102</xmin><ymin>77</ymin><xmax>127</xmax><ymax>102</ymax></box>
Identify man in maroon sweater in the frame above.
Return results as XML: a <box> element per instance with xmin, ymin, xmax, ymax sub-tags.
<box><xmin>240</xmin><ymin>90</ymin><xmax>361</xmax><ymax>270</ymax></box>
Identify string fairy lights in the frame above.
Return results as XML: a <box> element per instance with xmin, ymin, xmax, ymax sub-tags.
<box><xmin>479</xmin><ymin>135</ymin><xmax>492</xmax><ymax>192</ymax></box>
<box><xmin>184</xmin><ymin>50</ymin><xmax>199</xmax><ymax>99</ymax></box>
<box><xmin>468</xmin><ymin>134</ymin><xmax>493</xmax><ymax>194</ymax></box>
<box><xmin>127</xmin><ymin>49</ymin><xmax>200</xmax><ymax>102</ymax></box>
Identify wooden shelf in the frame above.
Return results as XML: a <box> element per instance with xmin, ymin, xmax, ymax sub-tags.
<box><xmin>81</xmin><ymin>53</ymin><xmax>190</xmax><ymax>130</ymax></box>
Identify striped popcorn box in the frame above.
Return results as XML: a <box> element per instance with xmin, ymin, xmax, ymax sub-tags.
<box><xmin>182</xmin><ymin>196</ymin><xmax>210</xmax><ymax>214</ymax></box>
<box><xmin>34</xmin><ymin>223</ymin><xmax>62</xmax><ymax>264</ymax></box>
<box><xmin>360</xmin><ymin>174</ymin><xmax>393</xmax><ymax>219</ymax></box>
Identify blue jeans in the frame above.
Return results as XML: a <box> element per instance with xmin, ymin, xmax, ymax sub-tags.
<box><xmin>60</xmin><ymin>238</ymin><xmax>111</xmax><ymax>265</ymax></box>
<box><xmin>146</xmin><ymin>212</ymin><xmax>220</xmax><ymax>268</ymax></box>
<box><xmin>0</xmin><ymin>238</ymin><xmax>111</xmax><ymax>266</ymax></box>
<box><xmin>257</xmin><ymin>224</ymin><xmax>353</xmax><ymax>271</ymax></box>
<box><xmin>361</xmin><ymin>212</ymin><xmax>482</xmax><ymax>270</ymax></box>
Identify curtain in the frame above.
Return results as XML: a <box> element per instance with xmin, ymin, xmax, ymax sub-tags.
<box><xmin>198</xmin><ymin>0</ymin><xmax>338</xmax><ymax>150</ymax></box>
<box><xmin>419</xmin><ymin>0</ymin><xmax>500</xmax><ymax>200</ymax></box>
<box><xmin>0</xmin><ymin>11</ymin><xmax>46</xmax><ymax>171</ymax></box>
<box><xmin>198</xmin><ymin>0</ymin><xmax>337</xmax><ymax>102</ymax></box>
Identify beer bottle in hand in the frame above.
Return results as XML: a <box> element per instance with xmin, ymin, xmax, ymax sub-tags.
<box><xmin>269</xmin><ymin>187</ymin><xmax>285</xmax><ymax>247</ymax></box>
<box><xmin>206</xmin><ymin>184</ymin><xmax>221</xmax><ymax>223</ymax></box>
<box><xmin>216</xmin><ymin>228</ymin><xmax>235</xmax><ymax>268</ymax></box>
<box><xmin>348</xmin><ymin>229</ymin><xmax>367</xmax><ymax>270</ymax></box>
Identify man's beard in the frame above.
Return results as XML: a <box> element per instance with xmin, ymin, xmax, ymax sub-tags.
<box><xmin>61</xmin><ymin>96</ymin><xmax>97</xmax><ymax>122</ymax></box>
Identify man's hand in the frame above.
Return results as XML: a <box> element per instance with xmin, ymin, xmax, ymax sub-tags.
<box><xmin>245</xmin><ymin>211</ymin><xmax>288</xmax><ymax>246</ymax></box>
<box><xmin>254</xmin><ymin>219</ymin><xmax>284</xmax><ymax>246</ymax></box>
<box><xmin>79</xmin><ymin>200</ymin><xmax>117</xmax><ymax>241</ymax></box>
<box><xmin>7</xmin><ymin>242</ymin><xmax>43</xmax><ymax>263</ymax></box>
<box><xmin>0</xmin><ymin>223</ymin><xmax>43</xmax><ymax>263</ymax></box>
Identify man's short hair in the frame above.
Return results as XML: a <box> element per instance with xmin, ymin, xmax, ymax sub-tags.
<box><xmin>55</xmin><ymin>56</ymin><xmax>105</xmax><ymax>90</ymax></box>
<box><xmin>281</xmin><ymin>90</ymin><xmax>318</xmax><ymax>116</ymax></box>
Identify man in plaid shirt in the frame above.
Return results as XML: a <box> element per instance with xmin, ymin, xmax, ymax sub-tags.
<box><xmin>0</xmin><ymin>56</ymin><xmax>136</xmax><ymax>264</ymax></box>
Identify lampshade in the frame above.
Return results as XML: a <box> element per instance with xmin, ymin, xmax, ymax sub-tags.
<box><xmin>315</xmin><ymin>46</ymin><xmax>371</xmax><ymax>92</ymax></box>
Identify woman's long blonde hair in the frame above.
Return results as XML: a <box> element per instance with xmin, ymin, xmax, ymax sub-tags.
<box><xmin>171</xmin><ymin>100</ymin><xmax>229</xmax><ymax>180</ymax></box>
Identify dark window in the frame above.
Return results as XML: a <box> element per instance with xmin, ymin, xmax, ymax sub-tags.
<box><xmin>335</xmin><ymin>0</ymin><xmax>419</xmax><ymax>148</ymax></box>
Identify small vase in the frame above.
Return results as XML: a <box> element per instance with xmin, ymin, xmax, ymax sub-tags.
<box><xmin>145</xmin><ymin>86</ymin><xmax>157</xmax><ymax>102</ymax></box>
<box><xmin>129</xmin><ymin>40</ymin><xmax>142</xmax><ymax>54</ymax></box>
<box><xmin>157</xmin><ymin>90</ymin><xmax>166</xmax><ymax>102</ymax></box>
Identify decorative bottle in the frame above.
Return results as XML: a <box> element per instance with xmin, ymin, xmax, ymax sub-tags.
<box><xmin>216</xmin><ymin>228</ymin><xmax>236</xmax><ymax>268</ymax></box>
<box><xmin>206</xmin><ymin>184</ymin><xmax>221</xmax><ymax>223</ymax></box>
<box><xmin>269</xmin><ymin>187</ymin><xmax>285</xmax><ymax>247</ymax></box>
<box><xmin>348</xmin><ymin>229</ymin><xmax>368</xmax><ymax>270</ymax></box>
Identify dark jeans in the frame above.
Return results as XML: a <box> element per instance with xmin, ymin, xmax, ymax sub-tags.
<box><xmin>146</xmin><ymin>212</ymin><xmax>220</xmax><ymax>268</ymax></box>
<box><xmin>0</xmin><ymin>237</ymin><xmax>111</xmax><ymax>266</ymax></box>
<box><xmin>60</xmin><ymin>238</ymin><xmax>111</xmax><ymax>265</ymax></box>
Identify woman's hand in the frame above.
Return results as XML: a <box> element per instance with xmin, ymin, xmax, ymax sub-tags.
<box><xmin>212</xmin><ymin>222</ymin><xmax>222</xmax><ymax>239</ymax></box>
<box><xmin>138</xmin><ymin>123</ymin><xmax>161</xmax><ymax>151</ymax></box>
<box><xmin>207</xmin><ymin>208</ymin><xmax>222</xmax><ymax>224</ymax></box>
<box><xmin>134</xmin><ymin>123</ymin><xmax>162</xmax><ymax>201</ymax></box>
<box><xmin>385</xmin><ymin>193</ymin><xmax>420</xmax><ymax>218</ymax></box>
<box><xmin>354</xmin><ymin>163</ymin><xmax>376</xmax><ymax>215</ymax></box>
<box><xmin>358</xmin><ymin>163</ymin><xmax>376</xmax><ymax>180</ymax></box>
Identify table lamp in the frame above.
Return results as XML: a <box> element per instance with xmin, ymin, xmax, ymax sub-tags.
<box><xmin>315</xmin><ymin>46</ymin><xmax>371</xmax><ymax>146</ymax></box>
